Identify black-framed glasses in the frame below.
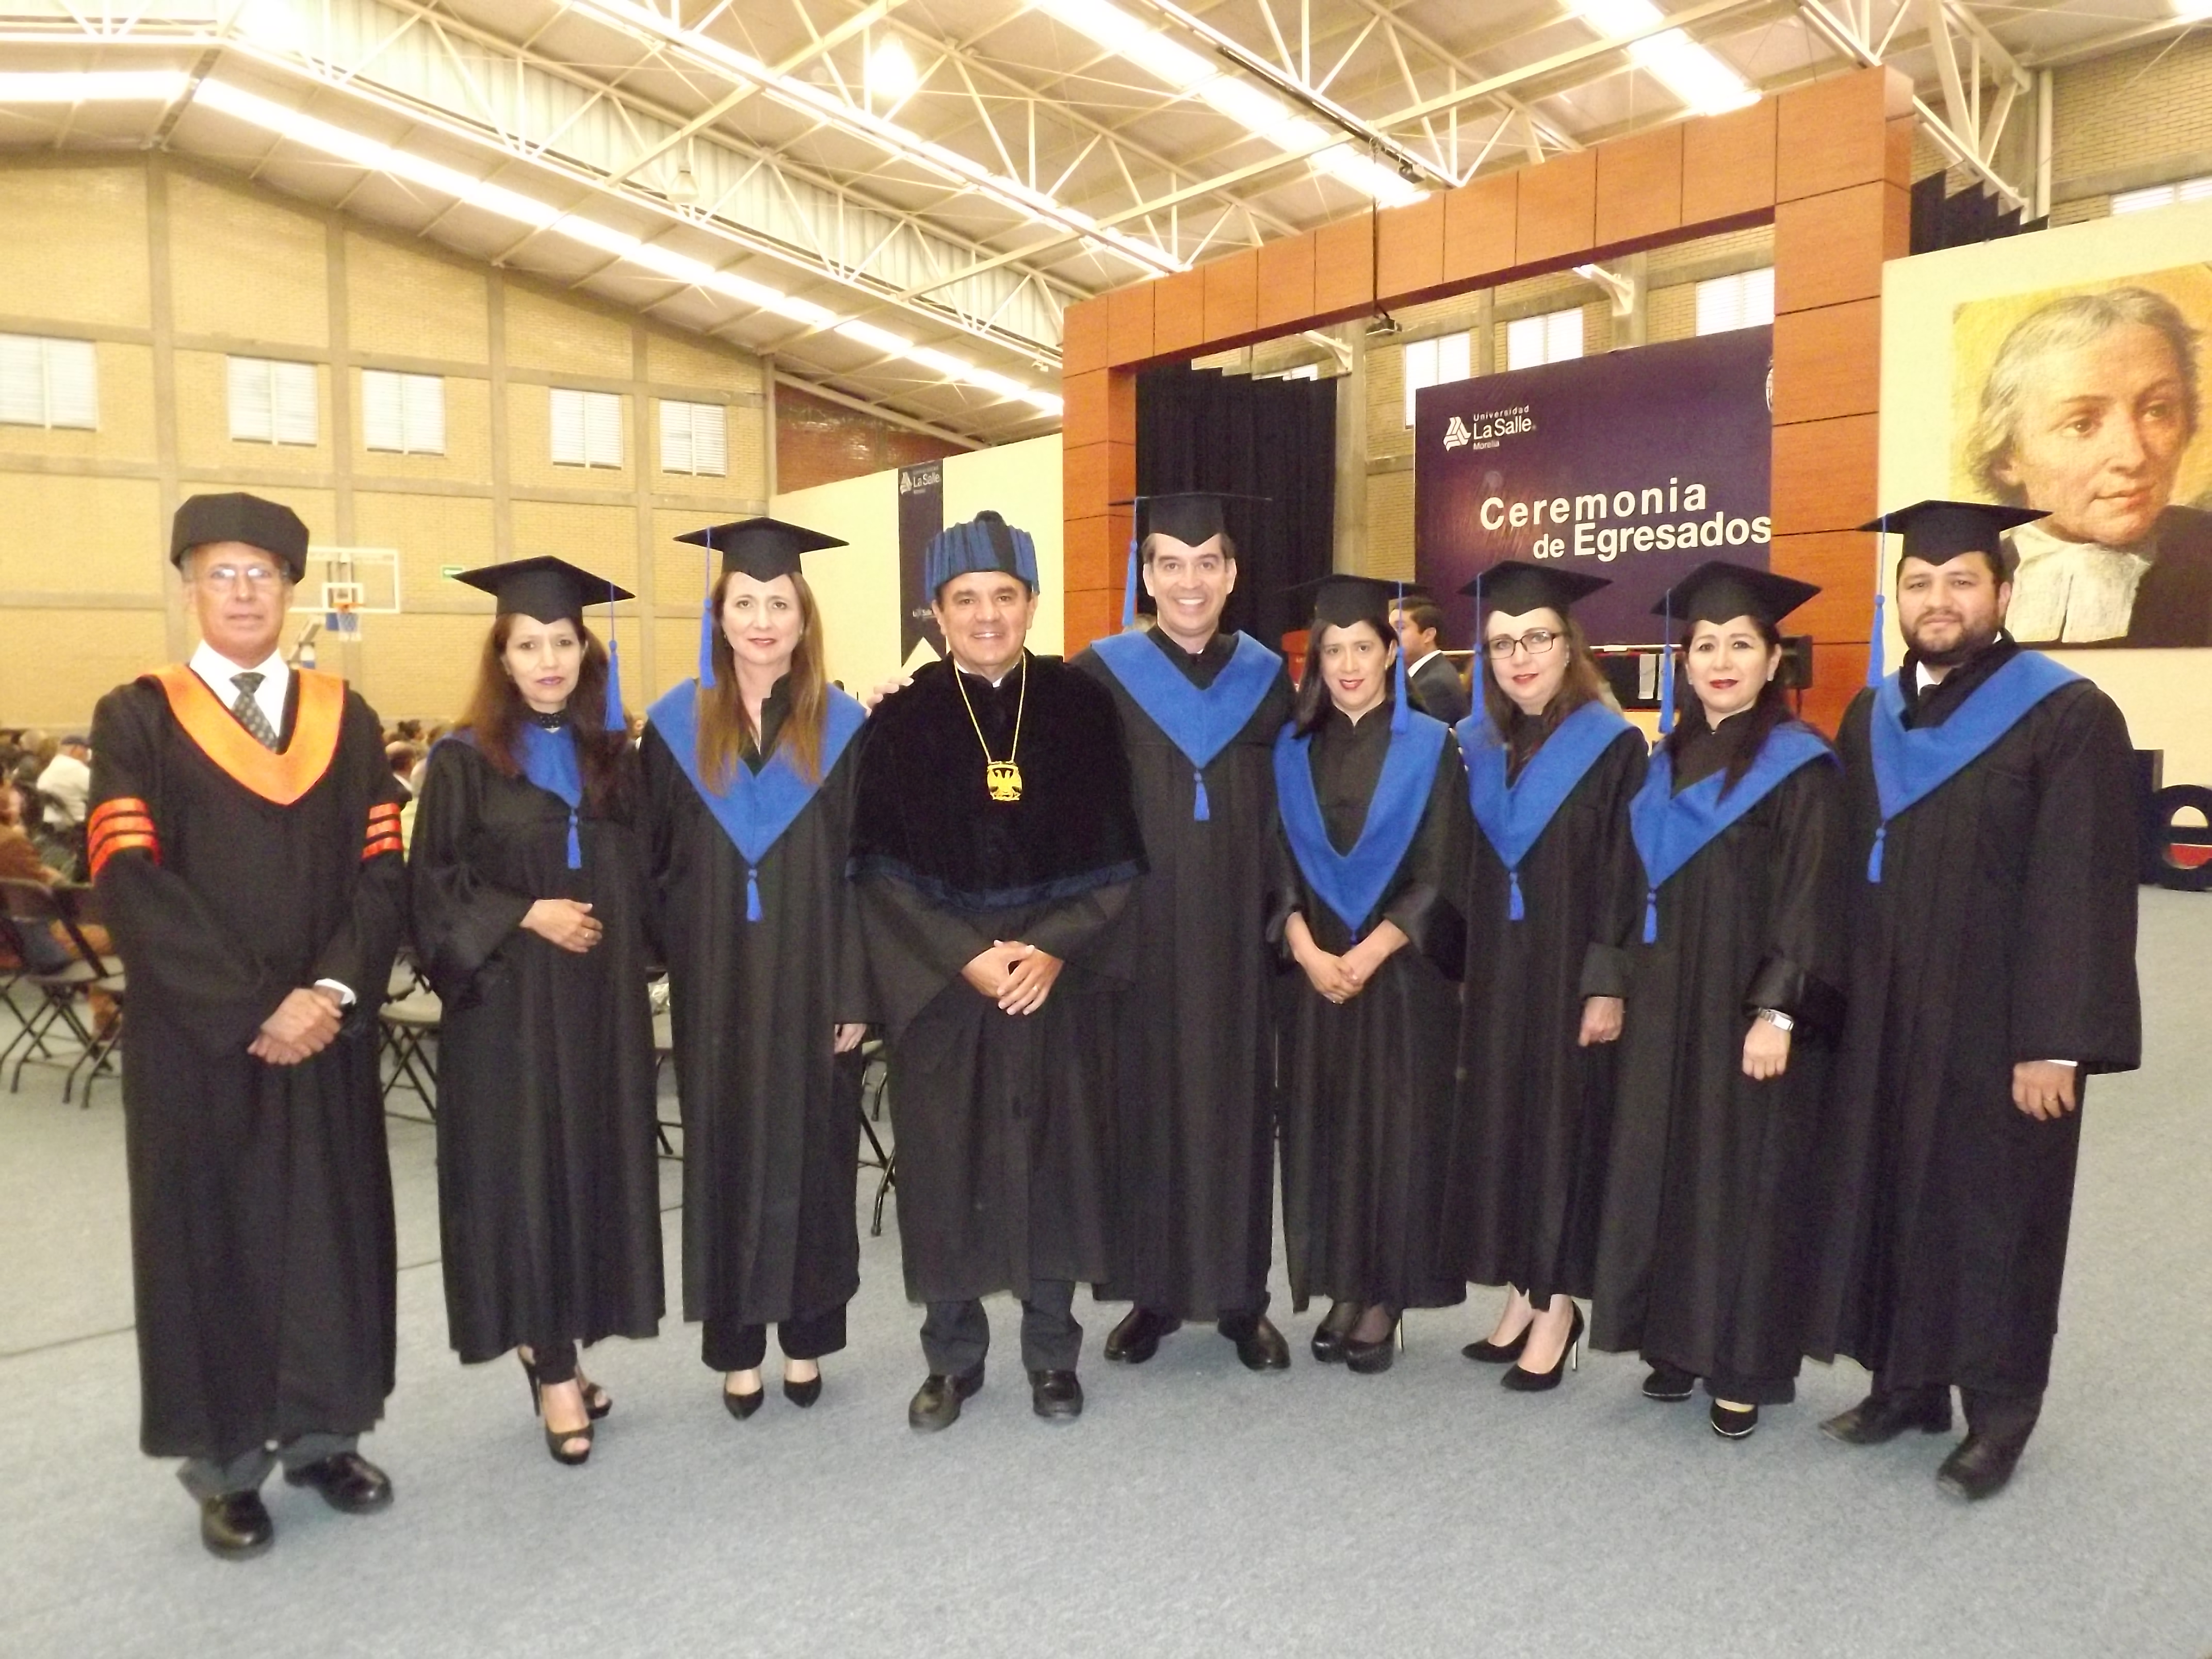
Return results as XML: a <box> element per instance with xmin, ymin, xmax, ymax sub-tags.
<box><xmin>1484</xmin><ymin>629</ymin><xmax>1563</xmax><ymax>659</ymax></box>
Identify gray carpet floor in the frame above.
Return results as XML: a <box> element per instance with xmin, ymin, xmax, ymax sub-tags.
<box><xmin>3</xmin><ymin>890</ymin><xmax>2209</xmax><ymax>1658</ymax></box>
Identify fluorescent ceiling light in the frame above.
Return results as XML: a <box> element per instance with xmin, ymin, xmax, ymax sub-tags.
<box><xmin>167</xmin><ymin>78</ymin><xmax>1058</xmax><ymax>414</ymax></box>
<box><xmin>1567</xmin><ymin>0</ymin><xmax>1755</xmax><ymax>115</ymax></box>
<box><xmin>0</xmin><ymin>71</ymin><xmax>189</xmax><ymax>103</ymax></box>
<box><xmin>1032</xmin><ymin>0</ymin><xmax>1425</xmax><ymax>207</ymax></box>
<box><xmin>867</xmin><ymin>37</ymin><xmax>919</xmax><ymax>101</ymax></box>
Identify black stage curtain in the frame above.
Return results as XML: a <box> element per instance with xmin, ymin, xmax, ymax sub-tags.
<box><xmin>1135</xmin><ymin>364</ymin><xmax>1336</xmax><ymax>652</ymax></box>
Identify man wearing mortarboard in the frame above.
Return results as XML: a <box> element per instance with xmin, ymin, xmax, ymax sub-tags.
<box><xmin>1807</xmin><ymin>500</ymin><xmax>2142</xmax><ymax>1501</ymax></box>
<box><xmin>87</xmin><ymin>493</ymin><xmax>408</xmax><ymax>1557</ymax></box>
<box><xmin>1077</xmin><ymin>493</ymin><xmax>1296</xmax><ymax>1373</ymax></box>
<box><xmin>847</xmin><ymin>510</ymin><xmax>1145</xmax><ymax>1430</ymax></box>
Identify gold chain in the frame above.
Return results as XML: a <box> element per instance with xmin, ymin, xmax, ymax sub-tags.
<box><xmin>952</xmin><ymin>651</ymin><xmax>1027</xmax><ymax>803</ymax></box>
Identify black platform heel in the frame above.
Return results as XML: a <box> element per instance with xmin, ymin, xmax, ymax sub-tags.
<box><xmin>1311</xmin><ymin>1300</ymin><xmax>1361</xmax><ymax>1363</ymax></box>
<box><xmin>1501</xmin><ymin>1304</ymin><xmax>1584</xmax><ymax>1393</ymax></box>
<box><xmin>1345</xmin><ymin>1307</ymin><xmax>1402</xmax><ymax>1375</ymax></box>
<box><xmin>520</xmin><ymin>1354</ymin><xmax>595</xmax><ymax>1466</ymax></box>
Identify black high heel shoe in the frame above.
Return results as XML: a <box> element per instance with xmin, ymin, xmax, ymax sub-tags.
<box><xmin>520</xmin><ymin>1356</ymin><xmax>595</xmax><ymax>1466</ymax></box>
<box><xmin>723</xmin><ymin>1380</ymin><xmax>765</xmax><ymax>1420</ymax></box>
<box><xmin>1501</xmin><ymin>1304</ymin><xmax>1584</xmax><ymax>1393</ymax></box>
<box><xmin>1310</xmin><ymin>1300</ymin><xmax>1362</xmax><ymax>1363</ymax></box>
<box><xmin>783</xmin><ymin>1370</ymin><xmax>822</xmax><ymax>1408</ymax></box>
<box><xmin>1462</xmin><ymin>1311</ymin><xmax>1534</xmax><ymax>1364</ymax></box>
<box><xmin>1345</xmin><ymin>1308</ymin><xmax>1401</xmax><ymax>1375</ymax></box>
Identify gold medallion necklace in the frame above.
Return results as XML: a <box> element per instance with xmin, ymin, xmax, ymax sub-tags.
<box><xmin>953</xmin><ymin>651</ymin><xmax>1027</xmax><ymax>803</ymax></box>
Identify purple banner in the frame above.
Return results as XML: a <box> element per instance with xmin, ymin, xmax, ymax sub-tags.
<box><xmin>1414</xmin><ymin>327</ymin><xmax>1773</xmax><ymax>646</ymax></box>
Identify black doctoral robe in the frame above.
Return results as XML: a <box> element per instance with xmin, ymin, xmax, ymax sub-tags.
<box><xmin>410</xmin><ymin>730</ymin><xmax>663</xmax><ymax>1364</ymax></box>
<box><xmin>1072</xmin><ymin>628</ymin><xmax>1295</xmax><ymax>1321</ymax></box>
<box><xmin>1273</xmin><ymin>707</ymin><xmax>1471</xmax><ymax>1314</ymax></box>
<box><xmin>1444</xmin><ymin>711</ymin><xmax>1647</xmax><ymax>1307</ymax></box>
<box><xmin>1591</xmin><ymin>709</ymin><xmax>1845</xmax><ymax>1402</ymax></box>
<box><xmin>847</xmin><ymin>655</ymin><xmax>1144</xmax><ymax>1305</ymax></box>
<box><xmin>1807</xmin><ymin>641</ymin><xmax>2141</xmax><ymax>1398</ymax></box>
<box><xmin>641</xmin><ymin>683</ymin><xmax>866</xmax><ymax>1338</ymax></box>
<box><xmin>90</xmin><ymin>666</ymin><xmax>405</xmax><ymax>1463</ymax></box>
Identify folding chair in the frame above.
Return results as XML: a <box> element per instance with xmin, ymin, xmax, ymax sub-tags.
<box><xmin>649</xmin><ymin>998</ymin><xmax>680</xmax><ymax>1158</ymax></box>
<box><xmin>856</xmin><ymin>1037</ymin><xmax>895</xmax><ymax>1238</ymax></box>
<box><xmin>378</xmin><ymin>957</ymin><xmax>441</xmax><ymax>1125</ymax></box>
<box><xmin>0</xmin><ymin>911</ymin><xmax>51</xmax><ymax>1070</ymax></box>
<box><xmin>0</xmin><ymin>878</ymin><xmax>118</xmax><ymax>1104</ymax></box>
<box><xmin>51</xmin><ymin>884</ymin><xmax>124</xmax><ymax>1107</ymax></box>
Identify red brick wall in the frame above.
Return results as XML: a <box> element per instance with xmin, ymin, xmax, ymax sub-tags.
<box><xmin>775</xmin><ymin>385</ymin><xmax>968</xmax><ymax>493</ymax></box>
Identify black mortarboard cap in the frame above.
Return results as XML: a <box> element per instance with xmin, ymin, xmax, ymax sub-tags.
<box><xmin>1650</xmin><ymin>560</ymin><xmax>1819</xmax><ymax>629</ymax></box>
<box><xmin>453</xmin><ymin>556</ymin><xmax>633</xmax><ymax>623</ymax></box>
<box><xmin>1857</xmin><ymin>499</ymin><xmax>2046</xmax><ymax>567</ymax></box>
<box><xmin>675</xmin><ymin>515</ymin><xmax>848</xmax><ymax>583</ymax></box>
<box><xmin>1294</xmin><ymin>574</ymin><xmax>1403</xmax><ymax>634</ymax></box>
<box><xmin>170</xmin><ymin>492</ymin><xmax>311</xmax><ymax>582</ymax></box>
<box><xmin>1113</xmin><ymin>491</ymin><xmax>1267</xmax><ymax>548</ymax></box>
<box><xmin>1462</xmin><ymin>560</ymin><xmax>1611</xmax><ymax>617</ymax></box>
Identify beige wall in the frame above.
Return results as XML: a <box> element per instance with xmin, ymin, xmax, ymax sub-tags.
<box><xmin>0</xmin><ymin>154</ymin><xmax>770</xmax><ymax>730</ymax></box>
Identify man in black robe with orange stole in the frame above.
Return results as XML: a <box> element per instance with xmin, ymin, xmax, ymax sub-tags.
<box><xmin>89</xmin><ymin>494</ymin><xmax>407</xmax><ymax>1558</ymax></box>
<box><xmin>848</xmin><ymin>511</ymin><xmax>1144</xmax><ymax>1430</ymax></box>
<box><xmin>1810</xmin><ymin>501</ymin><xmax>2141</xmax><ymax>1501</ymax></box>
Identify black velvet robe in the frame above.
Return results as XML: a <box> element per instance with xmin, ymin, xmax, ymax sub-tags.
<box><xmin>1807</xmin><ymin>643</ymin><xmax>2141</xmax><ymax>1397</ymax></box>
<box><xmin>90</xmin><ymin>671</ymin><xmax>405</xmax><ymax>1463</ymax></box>
<box><xmin>1073</xmin><ymin>628</ymin><xmax>1295</xmax><ymax>1320</ymax></box>
<box><xmin>1273</xmin><ymin>707</ymin><xmax>1471</xmax><ymax>1314</ymax></box>
<box><xmin>1591</xmin><ymin>711</ymin><xmax>1845</xmax><ymax>1401</ymax></box>
<box><xmin>409</xmin><ymin>733</ymin><xmax>663</xmax><ymax>1364</ymax></box>
<box><xmin>1444</xmin><ymin>715</ymin><xmax>1647</xmax><ymax>1307</ymax></box>
<box><xmin>641</xmin><ymin>686</ymin><xmax>865</xmax><ymax>1337</ymax></box>
<box><xmin>848</xmin><ymin>656</ymin><xmax>1144</xmax><ymax>1304</ymax></box>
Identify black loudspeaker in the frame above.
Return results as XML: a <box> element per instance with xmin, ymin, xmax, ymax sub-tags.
<box><xmin>1778</xmin><ymin>635</ymin><xmax>1815</xmax><ymax>692</ymax></box>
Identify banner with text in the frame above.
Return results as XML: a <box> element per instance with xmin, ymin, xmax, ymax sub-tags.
<box><xmin>1414</xmin><ymin>327</ymin><xmax>1773</xmax><ymax>647</ymax></box>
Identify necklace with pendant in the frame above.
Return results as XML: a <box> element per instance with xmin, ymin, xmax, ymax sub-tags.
<box><xmin>953</xmin><ymin>653</ymin><xmax>1027</xmax><ymax>803</ymax></box>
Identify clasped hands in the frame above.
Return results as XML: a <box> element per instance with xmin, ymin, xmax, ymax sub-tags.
<box><xmin>963</xmin><ymin>940</ymin><xmax>1064</xmax><ymax>1015</ymax></box>
<box><xmin>1289</xmin><ymin>915</ymin><xmax>1405</xmax><ymax>1005</ymax></box>
<box><xmin>251</xmin><ymin>985</ymin><xmax>346</xmax><ymax>1066</ymax></box>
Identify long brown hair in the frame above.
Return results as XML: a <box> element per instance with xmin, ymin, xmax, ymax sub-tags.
<box><xmin>1665</xmin><ymin>614</ymin><xmax>1796</xmax><ymax>796</ymax></box>
<box><xmin>457</xmin><ymin>612</ymin><xmax>629</xmax><ymax>815</ymax></box>
<box><xmin>697</xmin><ymin>567</ymin><xmax>831</xmax><ymax>789</ymax></box>
<box><xmin>1292</xmin><ymin>618</ymin><xmax>1396</xmax><ymax>735</ymax></box>
<box><xmin>1478</xmin><ymin>609</ymin><xmax>1614</xmax><ymax>749</ymax></box>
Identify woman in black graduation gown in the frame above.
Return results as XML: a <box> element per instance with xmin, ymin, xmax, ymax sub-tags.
<box><xmin>1273</xmin><ymin>576</ymin><xmax>1470</xmax><ymax>1373</ymax></box>
<box><xmin>1591</xmin><ymin>561</ymin><xmax>1845</xmax><ymax>1439</ymax></box>
<box><xmin>1444</xmin><ymin>563</ymin><xmax>1646</xmax><ymax>1392</ymax></box>
<box><xmin>642</xmin><ymin>518</ymin><xmax>869</xmax><ymax>1419</ymax></box>
<box><xmin>410</xmin><ymin>558</ymin><xmax>663</xmax><ymax>1466</ymax></box>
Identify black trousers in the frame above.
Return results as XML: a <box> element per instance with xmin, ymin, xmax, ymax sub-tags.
<box><xmin>1878</xmin><ymin>1378</ymin><xmax>2045</xmax><ymax>1445</ymax></box>
<box><xmin>921</xmin><ymin>1280</ymin><xmax>1081</xmax><ymax>1376</ymax></box>
<box><xmin>177</xmin><ymin>1433</ymin><xmax>357</xmax><ymax>1502</ymax></box>
<box><xmin>702</xmin><ymin>1304</ymin><xmax>849</xmax><ymax>1372</ymax></box>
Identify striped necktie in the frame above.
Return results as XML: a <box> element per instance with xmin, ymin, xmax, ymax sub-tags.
<box><xmin>230</xmin><ymin>671</ymin><xmax>281</xmax><ymax>751</ymax></box>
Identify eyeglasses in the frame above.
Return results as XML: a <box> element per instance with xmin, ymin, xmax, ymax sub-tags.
<box><xmin>1484</xmin><ymin>629</ymin><xmax>1563</xmax><ymax>659</ymax></box>
<box><xmin>196</xmin><ymin>563</ymin><xmax>285</xmax><ymax>591</ymax></box>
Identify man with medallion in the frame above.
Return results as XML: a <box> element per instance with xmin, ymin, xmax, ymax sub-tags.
<box><xmin>847</xmin><ymin>510</ymin><xmax>1146</xmax><ymax>1430</ymax></box>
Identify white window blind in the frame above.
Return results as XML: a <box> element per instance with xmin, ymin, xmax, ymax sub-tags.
<box><xmin>1402</xmin><ymin>332</ymin><xmax>1472</xmax><ymax>426</ymax></box>
<box><xmin>2112</xmin><ymin>174</ymin><xmax>2212</xmax><ymax>214</ymax></box>
<box><xmin>659</xmin><ymin>399</ymin><xmax>727</xmax><ymax>476</ymax></box>
<box><xmin>1505</xmin><ymin>308</ymin><xmax>1584</xmax><ymax>371</ymax></box>
<box><xmin>1695</xmin><ymin>267</ymin><xmax>1776</xmax><ymax>335</ymax></box>
<box><xmin>228</xmin><ymin>356</ymin><xmax>318</xmax><ymax>445</ymax></box>
<box><xmin>550</xmin><ymin>387</ymin><xmax>623</xmax><ymax>468</ymax></box>
<box><xmin>361</xmin><ymin>370</ymin><xmax>446</xmax><ymax>454</ymax></box>
<box><xmin>0</xmin><ymin>334</ymin><xmax>99</xmax><ymax>430</ymax></box>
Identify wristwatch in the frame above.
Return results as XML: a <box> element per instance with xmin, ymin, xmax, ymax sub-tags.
<box><xmin>1754</xmin><ymin>1007</ymin><xmax>1794</xmax><ymax>1031</ymax></box>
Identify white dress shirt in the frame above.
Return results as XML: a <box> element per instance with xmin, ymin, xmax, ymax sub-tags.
<box><xmin>35</xmin><ymin>753</ymin><xmax>91</xmax><ymax>826</ymax></box>
<box><xmin>1407</xmin><ymin>648</ymin><xmax>1443</xmax><ymax>680</ymax></box>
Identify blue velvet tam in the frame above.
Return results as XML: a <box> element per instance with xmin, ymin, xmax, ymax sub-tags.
<box><xmin>925</xmin><ymin>510</ymin><xmax>1039</xmax><ymax>599</ymax></box>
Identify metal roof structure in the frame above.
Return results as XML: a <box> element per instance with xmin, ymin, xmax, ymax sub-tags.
<box><xmin>0</xmin><ymin>1</ymin><xmax>2200</xmax><ymax>444</ymax></box>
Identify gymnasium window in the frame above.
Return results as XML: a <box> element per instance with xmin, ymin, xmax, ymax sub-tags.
<box><xmin>659</xmin><ymin>399</ymin><xmax>728</xmax><ymax>477</ymax></box>
<box><xmin>0</xmin><ymin>334</ymin><xmax>97</xmax><ymax>430</ymax></box>
<box><xmin>228</xmin><ymin>356</ymin><xmax>319</xmax><ymax>445</ymax></box>
<box><xmin>1403</xmin><ymin>332</ymin><xmax>1471</xmax><ymax>426</ymax></box>
<box><xmin>1695</xmin><ymin>267</ymin><xmax>1775</xmax><ymax>335</ymax></box>
<box><xmin>1505</xmin><ymin>308</ymin><xmax>1584</xmax><ymax>370</ymax></box>
<box><xmin>361</xmin><ymin>370</ymin><xmax>446</xmax><ymax>455</ymax></box>
<box><xmin>550</xmin><ymin>387</ymin><xmax>624</xmax><ymax>468</ymax></box>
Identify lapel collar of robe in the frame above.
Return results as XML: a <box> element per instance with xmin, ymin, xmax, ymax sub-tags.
<box><xmin>1459</xmin><ymin>700</ymin><xmax>1634</xmax><ymax>883</ymax></box>
<box><xmin>647</xmin><ymin>679</ymin><xmax>865</xmax><ymax>863</ymax></box>
<box><xmin>151</xmin><ymin>663</ymin><xmax>343</xmax><ymax>806</ymax></box>
<box><xmin>1089</xmin><ymin>630</ymin><xmax>1282</xmax><ymax>768</ymax></box>
<box><xmin>1273</xmin><ymin>711</ymin><xmax>1447</xmax><ymax>934</ymax></box>
<box><xmin>1869</xmin><ymin>650</ymin><xmax>2079</xmax><ymax>826</ymax></box>
<box><xmin>1630</xmin><ymin>722</ymin><xmax>1834</xmax><ymax>939</ymax></box>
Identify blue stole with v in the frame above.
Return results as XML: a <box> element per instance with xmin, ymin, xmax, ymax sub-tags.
<box><xmin>647</xmin><ymin>680</ymin><xmax>867</xmax><ymax>921</ymax></box>
<box><xmin>1864</xmin><ymin>650</ymin><xmax>2079</xmax><ymax>882</ymax></box>
<box><xmin>1458</xmin><ymin>700</ymin><xmax>1635</xmax><ymax>923</ymax></box>
<box><xmin>1274</xmin><ymin>712</ymin><xmax>1449</xmax><ymax>935</ymax></box>
<box><xmin>1629</xmin><ymin>722</ymin><xmax>1834</xmax><ymax>944</ymax></box>
<box><xmin>1090</xmin><ymin>630</ymin><xmax>1282</xmax><ymax>821</ymax></box>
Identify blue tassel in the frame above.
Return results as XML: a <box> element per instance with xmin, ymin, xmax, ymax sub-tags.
<box><xmin>698</xmin><ymin>546</ymin><xmax>718</xmax><ymax>687</ymax></box>
<box><xmin>1867</xmin><ymin>822</ymin><xmax>1886</xmax><ymax>883</ymax></box>
<box><xmin>1391</xmin><ymin>579</ymin><xmax>1410</xmax><ymax>735</ymax></box>
<box><xmin>604</xmin><ymin>637</ymin><xmax>624</xmax><ymax>733</ymax></box>
<box><xmin>565</xmin><ymin>810</ymin><xmax>581</xmax><ymax>871</ymax></box>
<box><xmin>1642</xmin><ymin>888</ymin><xmax>1658</xmax><ymax>945</ymax></box>
<box><xmin>745</xmin><ymin>867</ymin><xmax>761</xmax><ymax>922</ymax></box>
<box><xmin>1867</xmin><ymin>590</ymin><xmax>1886</xmax><ymax>688</ymax></box>
<box><xmin>1657</xmin><ymin>595</ymin><xmax>1676</xmax><ymax>736</ymax></box>
<box><xmin>1121</xmin><ymin>527</ymin><xmax>1140</xmax><ymax>630</ymax></box>
<box><xmin>1193</xmin><ymin>769</ymin><xmax>1209</xmax><ymax>822</ymax></box>
<box><xmin>1507</xmin><ymin>867</ymin><xmax>1524</xmax><ymax>922</ymax></box>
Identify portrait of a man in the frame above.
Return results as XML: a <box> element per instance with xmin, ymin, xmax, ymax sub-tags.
<box><xmin>1962</xmin><ymin>283</ymin><xmax>2212</xmax><ymax>647</ymax></box>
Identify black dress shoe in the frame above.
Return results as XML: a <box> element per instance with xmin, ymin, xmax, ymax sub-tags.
<box><xmin>1501</xmin><ymin>1305</ymin><xmax>1584</xmax><ymax>1394</ymax></box>
<box><xmin>783</xmin><ymin>1373</ymin><xmax>822</xmax><ymax>1408</ymax></box>
<box><xmin>908</xmin><ymin>1365</ymin><xmax>985</xmax><ymax>1433</ymax></box>
<box><xmin>1821</xmin><ymin>1389</ymin><xmax>1953</xmax><ymax>1446</ymax></box>
<box><xmin>282</xmin><ymin>1453</ymin><xmax>393</xmax><ymax>1514</ymax></box>
<box><xmin>1642</xmin><ymin>1363</ymin><xmax>1697</xmax><ymax>1402</ymax></box>
<box><xmin>1219</xmin><ymin>1314</ymin><xmax>1291</xmax><ymax>1372</ymax></box>
<box><xmin>1103</xmin><ymin>1307</ymin><xmax>1180</xmax><ymax>1365</ymax></box>
<box><xmin>1937</xmin><ymin>1432</ymin><xmax>2027</xmax><ymax>1502</ymax></box>
<box><xmin>1029</xmin><ymin>1369</ymin><xmax>1084</xmax><ymax>1421</ymax></box>
<box><xmin>1710</xmin><ymin>1400</ymin><xmax>1760</xmax><ymax>1439</ymax></box>
<box><xmin>200</xmin><ymin>1491</ymin><xmax>274</xmax><ymax>1560</ymax></box>
<box><xmin>1310</xmin><ymin>1301</ymin><xmax>1361</xmax><ymax>1364</ymax></box>
<box><xmin>723</xmin><ymin>1386</ymin><xmax>764</xmax><ymax>1421</ymax></box>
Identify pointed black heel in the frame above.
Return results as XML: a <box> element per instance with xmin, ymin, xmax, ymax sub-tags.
<box><xmin>1501</xmin><ymin>1304</ymin><xmax>1584</xmax><ymax>1393</ymax></box>
<box><xmin>783</xmin><ymin>1372</ymin><xmax>822</xmax><ymax>1408</ymax></box>
<box><xmin>723</xmin><ymin>1382</ymin><xmax>765</xmax><ymax>1420</ymax></box>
